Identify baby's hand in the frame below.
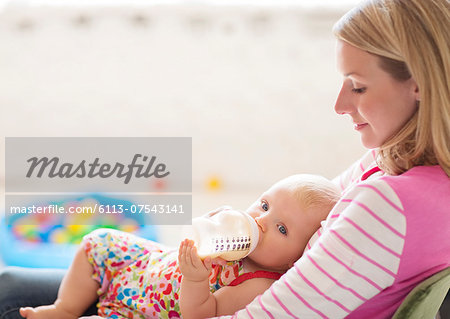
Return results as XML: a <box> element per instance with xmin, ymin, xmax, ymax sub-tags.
<box><xmin>178</xmin><ymin>239</ymin><xmax>212</xmax><ymax>282</ymax></box>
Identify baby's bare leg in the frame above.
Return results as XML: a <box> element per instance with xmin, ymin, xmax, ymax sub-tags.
<box><xmin>20</xmin><ymin>244</ymin><xmax>99</xmax><ymax>319</ymax></box>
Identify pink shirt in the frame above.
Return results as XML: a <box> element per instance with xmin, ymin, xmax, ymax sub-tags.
<box><xmin>216</xmin><ymin>150</ymin><xmax>450</xmax><ymax>318</ymax></box>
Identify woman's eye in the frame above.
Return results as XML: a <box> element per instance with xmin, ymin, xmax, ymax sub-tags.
<box><xmin>261</xmin><ymin>201</ymin><xmax>269</xmax><ymax>211</ymax></box>
<box><xmin>351</xmin><ymin>87</ymin><xmax>366</xmax><ymax>94</ymax></box>
<box><xmin>278</xmin><ymin>225</ymin><xmax>287</xmax><ymax>235</ymax></box>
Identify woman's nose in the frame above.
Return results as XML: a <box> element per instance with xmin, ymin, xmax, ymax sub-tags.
<box><xmin>334</xmin><ymin>84</ymin><xmax>354</xmax><ymax>115</ymax></box>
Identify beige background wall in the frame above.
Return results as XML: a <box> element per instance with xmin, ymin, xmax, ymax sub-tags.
<box><xmin>0</xmin><ymin>0</ymin><xmax>365</xmax><ymax>247</ymax></box>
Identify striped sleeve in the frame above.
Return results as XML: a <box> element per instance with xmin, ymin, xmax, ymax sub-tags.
<box><xmin>332</xmin><ymin>149</ymin><xmax>378</xmax><ymax>192</ymax></box>
<box><xmin>214</xmin><ymin>178</ymin><xmax>406</xmax><ymax>319</ymax></box>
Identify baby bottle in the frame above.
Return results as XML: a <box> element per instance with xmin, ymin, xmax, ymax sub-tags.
<box><xmin>191</xmin><ymin>209</ymin><xmax>260</xmax><ymax>261</ymax></box>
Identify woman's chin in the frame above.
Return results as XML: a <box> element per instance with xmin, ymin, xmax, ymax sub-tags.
<box><xmin>360</xmin><ymin>135</ymin><xmax>382</xmax><ymax>149</ymax></box>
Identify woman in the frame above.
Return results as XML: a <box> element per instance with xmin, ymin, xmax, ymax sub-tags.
<box><xmin>213</xmin><ymin>0</ymin><xmax>449</xmax><ymax>318</ymax></box>
<box><xmin>1</xmin><ymin>0</ymin><xmax>449</xmax><ymax>318</ymax></box>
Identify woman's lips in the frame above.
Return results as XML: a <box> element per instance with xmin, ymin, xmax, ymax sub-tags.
<box><xmin>354</xmin><ymin>123</ymin><xmax>368</xmax><ymax>130</ymax></box>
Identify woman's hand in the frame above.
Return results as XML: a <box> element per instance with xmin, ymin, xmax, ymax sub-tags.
<box><xmin>178</xmin><ymin>239</ymin><xmax>212</xmax><ymax>282</ymax></box>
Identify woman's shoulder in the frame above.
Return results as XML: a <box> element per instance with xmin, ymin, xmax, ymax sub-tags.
<box><xmin>379</xmin><ymin>165</ymin><xmax>449</xmax><ymax>195</ymax></box>
<box><xmin>344</xmin><ymin>165</ymin><xmax>450</xmax><ymax>218</ymax></box>
<box><xmin>351</xmin><ymin>164</ymin><xmax>447</xmax><ymax>193</ymax></box>
<box><xmin>322</xmin><ymin>165</ymin><xmax>448</xmax><ymax>258</ymax></box>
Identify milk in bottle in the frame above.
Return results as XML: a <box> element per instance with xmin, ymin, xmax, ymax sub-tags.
<box><xmin>191</xmin><ymin>209</ymin><xmax>260</xmax><ymax>261</ymax></box>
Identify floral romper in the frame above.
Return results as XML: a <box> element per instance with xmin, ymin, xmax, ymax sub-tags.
<box><xmin>83</xmin><ymin>228</ymin><xmax>281</xmax><ymax>319</ymax></box>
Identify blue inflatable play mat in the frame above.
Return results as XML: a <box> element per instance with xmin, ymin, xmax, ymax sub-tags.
<box><xmin>0</xmin><ymin>194</ymin><xmax>159</xmax><ymax>268</ymax></box>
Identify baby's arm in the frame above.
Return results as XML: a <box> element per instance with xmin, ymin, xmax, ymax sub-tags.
<box><xmin>178</xmin><ymin>239</ymin><xmax>275</xmax><ymax>319</ymax></box>
<box><xmin>178</xmin><ymin>239</ymin><xmax>215</xmax><ymax>319</ymax></box>
<box><xmin>212</xmin><ymin>276</ymin><xmax>274</xmax><ymax>316</ymax></box>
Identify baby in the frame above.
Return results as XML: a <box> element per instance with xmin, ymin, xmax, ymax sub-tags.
<box><xmin>20</xmin><ymin>174</ymin><xmax>340</xmax><ymax>319</ymax></box>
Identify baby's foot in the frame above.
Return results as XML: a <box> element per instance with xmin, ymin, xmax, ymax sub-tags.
<box><xmin>19</xmin><ymin>304</ymin><xmax>77</xmax><ymax>319</ymax></box>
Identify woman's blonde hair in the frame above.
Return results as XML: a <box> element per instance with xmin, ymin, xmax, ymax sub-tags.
<box><xmin>333</xmin><ymin>0</ymin><xmax>450</xmax><ymax>176</ymax></box>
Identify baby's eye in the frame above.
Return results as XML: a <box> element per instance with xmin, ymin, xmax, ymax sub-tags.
<box><xmin>278</xmin><ymin>225</ymin><xmax>287</xmax><ymax>235</ymax></box>
<box><xmin>261</xmin><ymin>201</ymin><xmax>269</xmax><ymax>211</ymax></box>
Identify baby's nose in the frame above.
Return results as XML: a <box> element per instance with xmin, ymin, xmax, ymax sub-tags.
<box><xmin>255</xmin><ymin>216</ymin><xmax>266</xmax><ymax>232</ymax></box>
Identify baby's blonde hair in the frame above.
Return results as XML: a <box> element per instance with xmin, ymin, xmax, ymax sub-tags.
<box><xmin>274</xmin><ymin>174</ymin><xmax>340</xmax><ymax>218</ymax></box>
<box><xmin>333</xmin><ymin>0</ymin><xmax>450</xmax><ymax>176</ymax></box>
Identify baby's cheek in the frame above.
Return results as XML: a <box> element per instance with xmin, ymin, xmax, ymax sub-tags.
<box><xmin>247</xmin><ymin>247</ymin><xmax>263</xmax><ymax>262</ymax></box>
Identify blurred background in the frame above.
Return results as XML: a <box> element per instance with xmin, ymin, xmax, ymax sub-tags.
<box><xmin>0</xmin><ymin>0</ymin><xmax>366</xmax><ymax>267</ymax></box>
